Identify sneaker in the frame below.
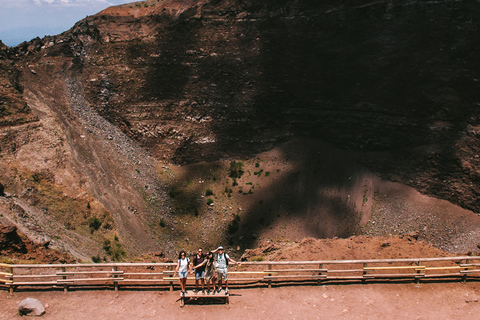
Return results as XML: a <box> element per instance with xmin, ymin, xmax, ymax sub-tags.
<box><xmin>181</xmin><ymin>291</ymin><xmax>185</xmax><ymax>297</ymax></box>
<box><xmin>217</xmin><ymin>287</ymin><xmax>222</xmax><ymax>293</ymax></box>
<box><xmin>212</xmin><ymin>290</ymin><xmax>216</xmax><ymax>295</ymax></box>
<box><xmin>225</xmin><ymin>289</ymin><xmax>229</xmax><ymax>295</ymax></box>
<box><xmin>207</xmin><ymin>290</ymin><xmax>211</xmax><ymax>295</ymax></box>
<box><xmin>193</xmin><ymin>289</ymin><xmax>197</xmax><ymax>294</ymax></box>
<box><xmin>202</xmin><ymin>290</ymin><xmax>205</xmax><ymax>295</ymax></box>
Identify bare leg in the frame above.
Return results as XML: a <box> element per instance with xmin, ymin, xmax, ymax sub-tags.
<box><xmin>218</xmin><ymin>278</ymin><xmax>223</xmax><ymax>290</ymax></box>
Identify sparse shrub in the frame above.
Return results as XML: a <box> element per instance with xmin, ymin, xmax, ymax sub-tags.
<box><xmin>250</xmin><ymin>255</ymin><xmax>264</xmax><ymax>262</ymax></box>
<box><xmin>205</xmin><ymin>189</ymin><xmax>214</xmax><ymax>196</ymax></box>
<box><xmin>265</xmin><ymin>172</ymin><xmax>270</xmax><ymax>177</ymax></box>
<box><xmin>254</xmin><ymin>169</ymin><xmax>264</xmax><ymax>176</ymax></box>
<box><xmin>103</xmin><ymin>236</ymin><xmax>126</xmax><ymax>261</ymax></box>
<box><xmin>159</xmin><ymin>219</ymin><xmax>166</xmax><ymax>227</ymax></box>
<box><xmin>255</xmin><ymin>163</ymin><xmax>260</xmax><ymax>168</ymax></box>
<box><xmin>88</xmin><ymin>217</ymin><xmax>102</xmax><ymax>233</ymax></box>
<box><xmin>207</xmin><ymin>198</ymin><xmax>213</xmax><ymax>205</ymax></box>
<box><xmin>224</xmin><ymin>186</ymin><xmax>233</xmax><ymax>198</ymax></box>
<box><xmin>92</xmin><ymin>256</ymin><xmax>101</xmax><ymax>263</ymax></box>
<box><xmin>229</xmin><ymin>161</ymin><xmax>244</xmax><ymax>179</ymax></box>
<box><xmin>32</xmin><ymin>173</ymin><xmax>41</xmax><ymax>183</ymax></box>
<box><xmin>86</xmin><ymin>202</ymin><xmax>91</xmax><ymax>209</ymax></box>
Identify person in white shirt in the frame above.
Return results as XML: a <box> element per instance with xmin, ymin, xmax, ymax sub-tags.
<box><xmin>212</xmin><ymin>246</ymin><xmax>240</xmax><ymax>295</ymax></box>
<box><xmin>175</xmin><ymin>250</ymin><xmax>190</xmax><ymax>296</ymax></box>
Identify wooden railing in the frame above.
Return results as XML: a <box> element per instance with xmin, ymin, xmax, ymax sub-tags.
<box><xmin>1</xmin><ymin>256</ymin><xmax>480</xmax><ymax>293</ymax></box>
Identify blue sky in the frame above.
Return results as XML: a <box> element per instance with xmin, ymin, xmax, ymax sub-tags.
<box><xmin>0</xmin><ymin>0</ymin><xmax>133</xmax><ymax>46</ymax></box>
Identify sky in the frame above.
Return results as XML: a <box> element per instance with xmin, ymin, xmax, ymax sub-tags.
<box><xmin>0</xmin><ymin>0</ymin><xmax>133</xmax><ymax>46</ymax></box>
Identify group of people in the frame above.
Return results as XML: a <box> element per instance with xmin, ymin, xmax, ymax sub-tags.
<box><xmin>175</xmin><ymin>246</ymin><xmax>240</xmax><ymax>296</ymax></box>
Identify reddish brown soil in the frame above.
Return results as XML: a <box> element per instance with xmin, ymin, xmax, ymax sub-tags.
<box><xmin>2</xmin><ymin>235</ymin><xmax>479</xmax><ymax>319</ymax></box>
<box><xmin>2</xmin><ymin>283</ymin><xmax>480</xmax><ymax>320</ymax></box>
<box><xmin>0</xmin><ymin>225</ymin><xmax>74</xmax><ymax>264</ymax></box>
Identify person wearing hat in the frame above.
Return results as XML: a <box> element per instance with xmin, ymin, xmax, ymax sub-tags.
<box><xmin>212</xmin><ymin>246</ymin><xmax>240</xmax><ymax>295</ymax></box>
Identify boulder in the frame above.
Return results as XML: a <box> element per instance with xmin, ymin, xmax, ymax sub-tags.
<box><xmin>18</xmin><ymin>298</ymin><xmax>45</xmax><ymax>316</ymax></box>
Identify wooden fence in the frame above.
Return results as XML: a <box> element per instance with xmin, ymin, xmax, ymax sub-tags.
<box><xmin>2</xmin><ymin>256</ymin><xmax>480</xmax><ymax>293</ymax></box>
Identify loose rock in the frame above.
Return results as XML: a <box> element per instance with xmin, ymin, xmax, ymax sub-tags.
<box><xmin>18</xmin><ymin>298</ymin><xmax>46</xmax><ymax>316</ymax></box>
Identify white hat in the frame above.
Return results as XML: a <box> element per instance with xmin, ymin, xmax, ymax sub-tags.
<box><xmin>218</xmin><ymin>246</ymin><xmax>224</xmax><ymax>250</ymax></box>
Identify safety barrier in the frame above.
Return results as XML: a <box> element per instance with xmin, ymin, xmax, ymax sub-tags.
<box><xmin>1</xmin><ymin>256</ymin><xmax>479</xmax><ymax>293</ymax></box>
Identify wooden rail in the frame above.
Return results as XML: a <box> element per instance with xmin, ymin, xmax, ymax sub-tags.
<box><xmin>1</xmin><ymin>256</ymin><xmax>480</xmax><ymax>293</ymax></box>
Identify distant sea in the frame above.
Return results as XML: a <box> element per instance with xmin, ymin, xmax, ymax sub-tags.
<box><xmin>0</xmin><ymin>26</ymin><xmax>67</xmax><ymax>47</ymax></box>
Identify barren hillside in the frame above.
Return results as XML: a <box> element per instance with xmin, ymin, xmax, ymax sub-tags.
<box><xmin>1</xmin><ymin>0</ymin><xmax>480</xmax><ymax>261</ymax></box>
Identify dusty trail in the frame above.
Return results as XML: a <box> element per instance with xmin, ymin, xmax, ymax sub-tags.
<box><xmin>2</xmin><ymin>282</ymin><xmax>480</xmax><ymax>319</ymax></box>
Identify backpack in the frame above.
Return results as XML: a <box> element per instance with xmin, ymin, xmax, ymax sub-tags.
<box><xmin>216</xmin><ymin>253</ymin><xmax>229</xmax><ymax>267</ymax></box>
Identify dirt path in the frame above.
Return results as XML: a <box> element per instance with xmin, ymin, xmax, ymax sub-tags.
<box><xmin>2</xmin><ymin>282</ymin><xmax>480</xmax><ymax>319</ymax></box>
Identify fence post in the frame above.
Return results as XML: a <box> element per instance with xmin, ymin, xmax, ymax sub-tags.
<box><xmin>463</xmin><ymin>259</ymin><xmax>469</xmax><ymax>283</ymax></box>
<box><xmin>362</xmin><ymin>263</ymin><xmax>367</xmax><ymax>283</ymax></box>
<box><xmin>268</xmin><ymin>265</ymin><xmax>272</xmax><ymax>289</ymax></box>
<box><xmin>113</xmin><ymin>266</ymin><xmax>119</xmax><ymax>292</ymax></box>
<box><xmin>317</xmin><ymin>263</ymin><xmax>323</xmax><ymax>285</ymax></box>
<box><xmin>8</xmin><ymin>266</ymin><xmax>14</xmax><ymax>294</ymax></box>
<box><xmin>416</xmin><ymin>261</ymin><xmax>421</xmax><ymax>284</ymax></box>
<box><xmin>61</xmin><ymin>267</ymin><xmax>68</xmax><ymax>293</ymax></box>
<box><xmin>168</xmin><ymin>265</ymin><xmax>174</xmax><ymax>292</ymax></box>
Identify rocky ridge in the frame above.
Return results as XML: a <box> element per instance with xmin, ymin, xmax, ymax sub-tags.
<box><xmin>1</xmin><ymin>0</ymin><xmax>480</xmax><ymax>260</ymax></box>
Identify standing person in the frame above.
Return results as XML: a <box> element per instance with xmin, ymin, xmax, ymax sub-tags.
<box><xmin>175</xmin><ymin>250</ymin><xmax>190</xmax><ymax>296</ymax></box>
<box><xmin>192</xmin><ymin>248</ymin><xmax>208</xmax><ymax>294</ymax></box>
<box><xmin>192</xmin><ymin>251</ymin><xmax>217</xmax><ymax>294</ymax></box>
<box><xmin>213</xmin><ymin>246</ymin><xmax>240</xmax><ymax>295</ymax></box>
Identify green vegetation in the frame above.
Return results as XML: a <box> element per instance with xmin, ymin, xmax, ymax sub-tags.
<box><xmin>15</xmin><ymin>169</ymin><xmax>115</xmax><ymax>238</ymax></box>
<box><xmin>207</xmin><ymin>198</ymin><xmax>214</xmax><ymax>205</ymax></box>
<box><xmin>250</xmin><ymin>255</ymin><xmax>264</xmax><ymax>262</ymax></box>
<box><xmin>103</xmin><ymin>235</ymin><xmax>126</xmax><ymax>261</ymax></box>
<box><xmin>254</xmin><ymin>169</ymin><xmax>264</xmax><ymax>176</ymax></box>
<box><xmin>205</xmin><ymin>189</ymin><xmax>214</xmax><ymax>196</ymax></box>
<box><xmin>229</xmin><ymin>161</ymin><xmax>244</xmax><ymax>179</ymax></box>
<box><xmin>159</xmin><ymin>219</ymin><xmax>166</xmax><ymax>228</ymax></box>
<box><xmin>224</xmin><ymin>186</ymin><xmax>233</xmax><ymax>198</ymax></box>
<box><xmin>88</xmin><ymin>217</ymin><xmax>102</xmax><ymax>234</ymax></box>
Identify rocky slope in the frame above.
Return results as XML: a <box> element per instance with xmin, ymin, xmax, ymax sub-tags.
<box><xmin>1</xmin><ymin>0</ymin><xmax>480</xmax><ymax>261</ymax></box>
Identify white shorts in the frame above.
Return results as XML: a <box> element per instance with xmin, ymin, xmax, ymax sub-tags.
<box><xmin>217</xmin><ymin>268</ymin><xmax>228</xmax><ymax>281</ymax></box>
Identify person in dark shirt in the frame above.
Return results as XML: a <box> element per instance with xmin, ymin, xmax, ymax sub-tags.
<box><xmin>192</xmin><ymin>248</ymin><xmax>208</xmax><ymax>294</ymax></box>
<box><xmin>192</xmin><ymin>251</ymin><xmax>217</xmax><ymax>294</ymax></box>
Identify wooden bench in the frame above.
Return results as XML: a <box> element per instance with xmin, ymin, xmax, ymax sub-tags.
<box><xmin>179</xmin><ymin>290</ymin><xmax>229</xmax><ymax>307</ymax></box>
